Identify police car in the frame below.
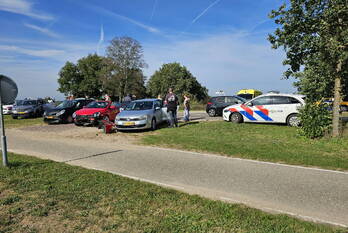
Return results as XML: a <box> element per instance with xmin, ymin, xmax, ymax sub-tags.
<box><xmin>223</xmin><ymin>93</ymin><xmax>305</xmax><ymax>126</ymax></box>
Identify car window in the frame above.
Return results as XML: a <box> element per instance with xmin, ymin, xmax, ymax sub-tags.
<box><xmin>214</xmin><ymin>97</ymin><xmax>225</xmax><ymax>103</ymax></box>
<box><xmin>272</xmin><ymin>96</ymin><xmax>290</xmax><ymax>105</ymax></box>
<box><xmin>251</xmin><ymin>96</ymin><xmax>272</xmax><ymax>105</ymax></box>
<box><xmin>86</xmin><ymin>101</ymin><xmax>109</xmax><ymax>108</ymax></box>
<box><xmin>288</xmin><ymin>97</ymin><xmax>301</xmax><ymax>104</ymax></box>
<box><xmin>154</xmin><ymin>101</ymin><xmax>161</xmax><ymax>108</ymax></box>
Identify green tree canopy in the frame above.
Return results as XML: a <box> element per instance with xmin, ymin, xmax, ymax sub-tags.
<box><xmin>147</xmin><ymin>62</ymin><xmax>208</xmax><ymax>101</ymax></box>
<box><xmin>106</xmin><ymin>37</ymin><xmax>147</xmax><ymax>100</ymax></box>
<box><xmin>268</xmin><ymin>0</ymin><xmax>348</xmax><ymax>137</ymax></box>
<box><xmin>57</xmin><ymin>54</ymin><xmax>105</xmax><ymax>98</ymax></box>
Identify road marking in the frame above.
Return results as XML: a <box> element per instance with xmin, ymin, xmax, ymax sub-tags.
<box><xmin>145</xmin><ymin>146</ymin><xmax>348</xmax><ymax>175</ymax></box>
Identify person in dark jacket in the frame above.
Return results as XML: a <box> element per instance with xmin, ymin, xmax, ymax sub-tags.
<box><xmin>165</xmin><ymin>88</ymin><xmax>179</xmax><ymax>127</ymax></box>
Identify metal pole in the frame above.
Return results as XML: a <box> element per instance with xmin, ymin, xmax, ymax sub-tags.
<box><xmin>0</xmin><ymin>81</ymin><xmax>8</xmax><ymax>167</ymax></box>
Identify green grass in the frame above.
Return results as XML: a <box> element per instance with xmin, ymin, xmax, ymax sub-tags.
<box><xmin>142</xmin><ymin>121</ymin><xmax>348</xmax><ymax>171</ymax></box>
<box><xmin>3</xmin><ymin>115</ymin><xmax>44</xmax><ymax>128</ymax></box>
<box><xmin>0</xmin><ymin>153</ymin><xmax>345</xmax><ymax>233</ymax></box>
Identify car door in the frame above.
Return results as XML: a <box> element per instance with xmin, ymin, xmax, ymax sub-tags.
<box><xmin>214</xmin><ymin>96</ymin><xmax>226</xmax><ymax>115</ymax></box>
<box><xmin>153</xmin><ymin>100</ymin><xmax>163</xmax><ymax>122</ymax></box>
<box><xmin>244</xmin><ymin>96</ymin><xmax>274</xmax><ymax>123</ymax></box>
<box><xmin>160</xmin><ymin>100</ymin><xmax>168</xmax><ymax>121</ymax></box>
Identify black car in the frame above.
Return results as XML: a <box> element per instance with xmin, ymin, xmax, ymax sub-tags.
<box><xmin>44</xmin><ymin>99</ymin><xmax>92</xmax><ymax>124</ymax></box>
<box><xmin>12</xmin><ymin>99</ymin><xmax>45</xmax><ymax>119</ymax></box>
<box><xmin>206</xmin><ymin>96</ymin><xmax>246</xmax><ymax>117</ymax></box>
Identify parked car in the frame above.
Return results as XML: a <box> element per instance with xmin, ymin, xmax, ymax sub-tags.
<box><xmin>206</xmin><ymin>96</ymin><xmax>246</xmax><ymax>117</ymax></box>
<box><xmin>223</xmin><ymin>93</ymin><xmax>305</xmax><ymax>127</ymax></box>
<box><xmin>3</xmin><ymin>104</ymin><xmax>14</xmax><ymax>115</ymax></box>
<box><xmin>319</xmin><ymin>98</ymin><xmax>348</xmax><ymax>112</ymax></box>
<box><xmin>44</xmin><ymin>98</ymin><xmax>92</xmax><ymax>124</ymax></box>
<box><xmin>73</xmin><ymin>100</ymin><xmax>119</xmax><ymax>126</ymax></box>
<box><xmin>236</xmin><ymin>89</ymin><xmax>262</xmax><ymax>100</ymax></box>
<box><xmin>115</xmin><ymin>99</ymin><xmax>168</xmax><ymax>131</ymax></box>
<box><xmin>11</xmin><ymin>99</ymin><xmax>45</xmax><ymax>119</ymax></box>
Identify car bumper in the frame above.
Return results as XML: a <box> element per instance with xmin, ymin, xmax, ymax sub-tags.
<box><xmin>115</xmin><ymin>119</ymin><xmax>150</xmax><ymax>130</ymax></box>
<box><xmin>222</xmin><ymin>111</ymin><xmax>230</xmax><ymax>121</ymax></box>
<box><xmin>3</xmin><ymin>110</ymin><xmax>12</xmax><ymax>115</ymax></box>
<box><xmin>12</xmin><ymin>112</ymin><xmax>33</xmax><ymax>118</ymax></box>
<box><xmin>44</xmin><ymin>116</ymin><xmax>63</xmax><ymax>123</ymax></box>
<box><xmin>74</xmin><ymin>116</ymin><xmax>99</xmax><ymax>125</ymax></box>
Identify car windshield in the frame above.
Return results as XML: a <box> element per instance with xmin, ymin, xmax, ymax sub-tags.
<box><xmin>237</xmin><ymin>94</ymin><xmax>253</xmax><ymax>100</ymax></box>
<box><xmin>126</xmin><ymin>101</ymin><xmax>153</xmax><ymax>111</ymax></box>
<box><xmin>20</xmin><ymin>100</ymin><xmax>37</xmax><ymax>105</ymax></box>
<box><xmin>235</xmin><ymin>96</ymin><xmax>247</xmax><ymax>103</ymax></box>
<box><xmin>86</xmin><ymin>101</ymin><xmax>108</xmax><ymax>108</ymax></box>
<box><xmin>57</xmin><ymin>100</ymin><xmax>76</xmax><ymax>108</ymax></box>
<box><xmin>15</xmin><ymin>100</ymin><xmax>24</xmax><ymax>106</ymax></box>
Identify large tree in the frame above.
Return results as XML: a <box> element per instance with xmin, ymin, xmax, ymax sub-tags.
<box><xmin>268</xmin><ymin>0</ymin><xmax>348</xmax><ymax>137</ymax></box>
<box><xmin>106</xmin><ymin>37</ymin><xmax>147</xmax><ymax>100</ymax></box>
<box><xmin>58</xmin><ymin>54</ymin><xmax>105</xmax><ymax>98</ymax></box>
<box><xmin>147</xmin><ymin>62</ymin><xmax>208</xmax><ymax>101</ymax></box>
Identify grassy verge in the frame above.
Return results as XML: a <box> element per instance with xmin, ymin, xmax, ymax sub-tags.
<box><xmin>0</xmin><ymin>153</ymin><xmax>344</xmax><ymax>233</ymax></box>
<box><xmin>142</xmin><ymin>121</ymin><xmax>348</xmax><ymax>171</ymax></box>
<box><xmin>3</xmin><ymin>115</ymin><xmax>43</xmax><ymax>128</ymax></box>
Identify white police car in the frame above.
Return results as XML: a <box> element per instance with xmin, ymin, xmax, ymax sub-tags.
<box><xmin>223</xmin><ymin>93</ymin><xmax>305</xmax><ymax>126</ymax></box>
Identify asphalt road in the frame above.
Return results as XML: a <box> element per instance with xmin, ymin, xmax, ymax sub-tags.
<box><xmin>5</xmin><ymin>125</ymin><xmax>348</xmax><ymax>228</ymax></box>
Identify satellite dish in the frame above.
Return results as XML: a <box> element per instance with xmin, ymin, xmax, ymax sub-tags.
<box><xmin>0</xmin><ymin>75</ymin><xmax>18</xmax><ymax>105</ymax></box>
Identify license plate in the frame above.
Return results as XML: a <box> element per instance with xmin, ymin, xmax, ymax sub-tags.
<box><xmin>46</xmin><ymin>116</ymin><xmax>54</xmax><ymax>119</ymax></box>
<box><xmin>18</xmin><ymin>112</ymin><xmax>25</xmax><ymax>114</ymax></box>
<box><xmin>124</xmin><ymin>121</ymin><xmax>135</xmax><ymax>126</ymax></box>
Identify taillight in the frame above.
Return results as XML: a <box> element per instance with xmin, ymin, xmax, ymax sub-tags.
<box><xmin>207</xmin><ymin>102</ymin><xmax>213</xmax><ymax>105</ymax></box>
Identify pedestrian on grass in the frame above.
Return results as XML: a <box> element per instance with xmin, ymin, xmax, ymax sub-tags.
<box><xmin>165</xmin><ymin>88</ymin><xmax>179</xmax><ymax>127</ymax></box>
<box><xmin>183</xmin><ymin>93</ymin><xmax>190</xmax><ymax>122</ymax></box>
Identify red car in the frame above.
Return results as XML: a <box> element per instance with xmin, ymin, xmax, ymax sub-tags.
<box><xmin>73</xmin><ymin>101</ymin><xmax>119</xmax><ymax>126</ymax></box>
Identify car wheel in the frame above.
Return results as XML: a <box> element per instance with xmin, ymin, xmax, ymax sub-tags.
<box><xmin>67</xmin><ymin>115</ymin><xmax>73</xmax><ymax>123</ymax></box>
<box><xmin>74</xmin><ymin>122</ymin><xmax>82</xmax><ymax>126</ymax></box>
<box><xmin>230</xmin><ymin>112</ymin><xmax>243</xmax><ymax>123</ymax></box>
<box><xmin>287</xmin><ymin>114</ymin><xmax>300</xmax><ymax>127</ymax></box>
<box><xmin>208</xmin><ymin>108</ymin><xmax>216</xmax><ymax>117</ymax></box>
<box><xmin>151</xmin><ymin>118</ymin><xmax>157</xmax><ymax>131</ymax></box>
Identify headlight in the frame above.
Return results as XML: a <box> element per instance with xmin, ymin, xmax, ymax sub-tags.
<box><xmin>223</xmin><ymin>109</ymin><xmax>229</xmax><ymax>113</ymax></box>
<box><xmin>25</xmin><ymin>109</ymin><xmax>32</xmax><ymax>113</ymax></box>
<box><xmin>93</xmin><ymin>112</ymin><xmax>101</xmax><ymax>118</ymax></box>
<box><xmin>13</xmin><ymin>110</ymin><xmax>17</xmax><ymax>114</ymax></box>
<box><xmin>72</xmin><ymin>112</ymin><xmax>77</xmax><ymax>118</ymax></box>
<box><xmin>56</xmin><ymin>110</ymin><xmax>65</xmax><ymax>116</ymax></box>
<box><xmin>139</xmin><ymin>115</ymin><xmax>147</xmax><ymax>120</ymax></box>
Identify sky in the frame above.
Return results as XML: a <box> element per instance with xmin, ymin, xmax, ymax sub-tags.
<box><xmin>0</xmin><ymin>0</ymin><xmax>295</xmax><ymax>100</ymax></box>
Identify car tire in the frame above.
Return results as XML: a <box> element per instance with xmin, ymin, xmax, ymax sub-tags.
<box><xmin>230</xmin><ymin>112</ymin><xmax>243</xmax><ymax>124</ymax></box>
<box><xmin>67</xmin><ymin>116</ymin><xmax>73</xmax><ymax>123</ymax></box>
<box><xmin>287</xmin><ymin>114</ymin><xmax>300</xmax><ymax>127</ymax></box>
<box><xmin>151</xmin><ymin>118</ymin><xmax>157</xmax><ymax>131</ymax></box>
<box><xmin>74</xmin><ymin>122</ymin><xmax>82</xmax><ymax>126</ymax></box>
<box><xmin>208</xmin><ymin>108</ymin><xmax>216</xmax><ymax>117</ymax></box>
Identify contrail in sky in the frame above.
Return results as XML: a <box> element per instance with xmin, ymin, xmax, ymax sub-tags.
<box><xmin>191</xmin><ymin>0</ymin><xmax>221</xmax><ymax>24</ymax></box>
<box><xmin>150</xmin><ymin>0</ymin><xmax>158</xmax><ymax>22</ymax></box>
<box><xmin>97</xmin><ymin>24</ymin><xmax>104</xmax><ymax>55</ymax></box>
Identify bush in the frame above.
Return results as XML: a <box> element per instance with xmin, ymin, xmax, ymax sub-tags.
<box><xmin>298</xmin><ymin>103</ymin><xmax>332</xmax><ymax>139</ymax></box>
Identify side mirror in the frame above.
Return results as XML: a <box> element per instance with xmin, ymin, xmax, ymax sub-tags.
<box><xmin>155</xmin><ymin>106</ymin><xmax>161</xmax><ymax>111</ymax></box>
<box><xmin>247</xmin><ymin>102</ymin><xmax>253</xmax><ymax>107</ymax></box>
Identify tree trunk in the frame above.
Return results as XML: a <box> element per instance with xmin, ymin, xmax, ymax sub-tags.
<box><xmin>332</xmin><ymin>60</ymin><xmax>342</xmax><ymax>137</ymax></box>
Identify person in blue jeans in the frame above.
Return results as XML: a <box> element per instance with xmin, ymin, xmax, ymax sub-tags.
<box><xmin>183</xmin><ymin>93</ymin><xmax>190</xmax><ymax>122</ymax></box>
<box><xmin>165</xmin><ymin>88</ymin><xmax>179</xmax><ymax>127</ymax></box>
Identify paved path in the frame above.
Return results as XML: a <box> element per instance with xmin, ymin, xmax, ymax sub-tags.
<box><xmin>5</xmin><ymin>127</ymin><xmax>348</xmax><ymax>227</ymax></box>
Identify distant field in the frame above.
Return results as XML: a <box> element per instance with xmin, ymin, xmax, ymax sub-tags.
<box><xmin>3</xmin><ymin>115</ymin><xmax>43</xmax><ymax>128</ymax></box>
<box><xmin>143</xmin><ymin>121</ymin><xmax>348</xmax><ymax>171</ymax></box>
<box><xmin>0</xmin><ymin>153</ymin><xmax>344</xmax><ymax>233</ymax></box>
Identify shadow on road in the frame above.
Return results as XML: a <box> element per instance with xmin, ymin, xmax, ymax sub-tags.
<box><xmin>63</xmin><ymin>150</ymin><xmax>123</xmax><ymax>163</ymax></box>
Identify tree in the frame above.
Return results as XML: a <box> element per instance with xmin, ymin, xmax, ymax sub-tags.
<box><xmin>57</xmin><ymin>54</ymin><xmax>105</xmax><ymax>98</ymax></box>
<box><xmin>147</xmin><ymin>62</ymin><xmax>208</xmax><ymax>101</ymax></box>
<box><xmin>268</xmin><ymin>0</ymin><xmax>348</xmax><ymax>137</ymax></box>
<box><xmin>106</xmin><ymin>37</ymin><xmax>147</xmax><ymax>100</ymax></box>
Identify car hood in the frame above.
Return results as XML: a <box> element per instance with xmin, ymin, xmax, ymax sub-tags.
<box><xmin>117</xmin><ymin>109</ymin><xmax>153</xmax><ymax>118</ymax></box>
<box><xmin>13</xmin><ymin>105</ymin><xmax>34</xmax><ymax>110</ymax></box>
<box><xmin>75</xmin><ymin>108</ymin><xmax>106</xmax><ymax>115</ymax></box>
<box><xmin>223</xmin><ymin>104</ymin><xmax>241</xmax><ymax>111</ymax></box>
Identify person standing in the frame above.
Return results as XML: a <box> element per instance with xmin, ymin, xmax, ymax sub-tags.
<box><xmin>165</xmin><ymin>88</ymin><xmax>179</xmax><ymax>127</ymax></box>
<box><xmin>183</xmin><ymin>93</ymin><xmax>190</xmax><ymax>122</ymax></box>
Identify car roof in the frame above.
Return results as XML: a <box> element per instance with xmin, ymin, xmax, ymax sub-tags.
<box><xmin>133</xmin><ymin>98</ymin><xmax>158</xmax><ymax>102</ymax></box>
<box><xmin>255</xmin><ymin>93</ymin><xmax>305</xmax><ymax>98</ymax></box>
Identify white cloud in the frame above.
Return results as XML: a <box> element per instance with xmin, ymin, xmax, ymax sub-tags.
<box><xmin>0</xmin><ymin>0</ymin><xmax>53</xmax><ymax>20</ymax></box>
<box><xmin>0</xmin><ymin>45</ymin><xmax>64</xmax><ymax>57</ymax></box>
<box><xmin>143</xmin><ymin>32</ymin><xmax>295</xmax><ymax>95</ymax></box>
<box><xmin>24</xmin><ymin>23</ymin><xmax>60</xmax><ymax>38</ymax></box>
<box><xmin>90</xmin><ymin>5</ymin><xmax>160</xmax><ymax>34</ymax></box>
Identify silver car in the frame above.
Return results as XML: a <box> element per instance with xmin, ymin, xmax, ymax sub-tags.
<box><xmin>115</xmin><ymin>99</ymin><xmax>168</xmax><ymax>130</ymax></box>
